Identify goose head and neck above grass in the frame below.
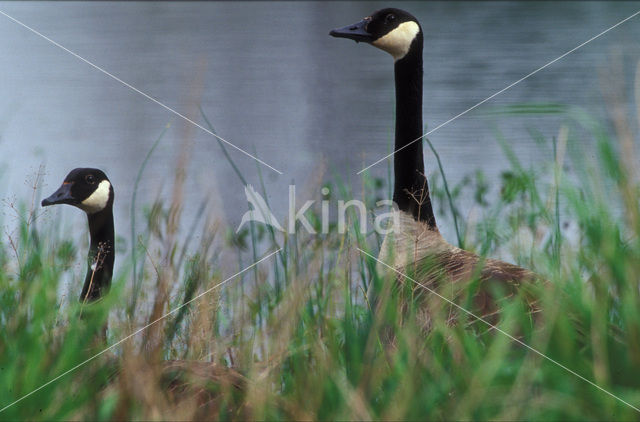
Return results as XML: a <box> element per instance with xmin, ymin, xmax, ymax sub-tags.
<box><xmin>331</xmin><ymin>9</ymin><xmax>539</xmax><ymax>295</ymax></box>
<box><xmin>331</xmin><ymin>8</ymin><xmax>435</xmax><ymax>228</ymax></box>
<box><xmin>42</xmin><ymin>168</ymin><xmax>115</xmax><ymax>302</ymax></box>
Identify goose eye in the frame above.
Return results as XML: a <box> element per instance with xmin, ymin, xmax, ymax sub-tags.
<box><xmin>385</xmin><ymin>14</ymin><xmax>396</xmax><ymax>24</ymax></box>
<box><xmin>85</xmin><ymin>175</ymin><xmax>95</xmax><ymax>184</ymax></box>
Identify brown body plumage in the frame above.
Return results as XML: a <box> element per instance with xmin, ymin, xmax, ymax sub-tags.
<box><xmin>379</xmin><ymin>210</ymin><xmax>540</xmax><ymax>325</ymax></box>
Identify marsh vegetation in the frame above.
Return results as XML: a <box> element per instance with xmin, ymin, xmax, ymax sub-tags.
<box><xmin>2</xmin><ymin>85</ymin><xmax>640</xmax><ymax>420</ymax></box>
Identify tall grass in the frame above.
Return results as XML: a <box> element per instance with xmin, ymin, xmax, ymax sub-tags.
<box><xmin>2</xmin><ymin>89</ymin><xmax>640</xmax><ymax>420</ymax></box>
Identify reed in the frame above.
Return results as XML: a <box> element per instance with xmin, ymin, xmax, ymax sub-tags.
<box><xmin>2</xmin><ymin>87</ymin><xmax>640</xmax><ymax>419</ymax></box>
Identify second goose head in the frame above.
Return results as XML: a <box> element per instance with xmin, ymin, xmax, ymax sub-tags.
<box><xmin>42</xmin><ymin>168</ymin><xmax>113</xmax><ymax>214</ymax></box>
<box><xmin>42</xmin><ymin>168</ymin><xmax>115</xmax><ymax>302</ymax></box>
<box><xmin>329</xmin><ymin>8</ymin><xmax>422</xmax><ymax>61</ymax></box>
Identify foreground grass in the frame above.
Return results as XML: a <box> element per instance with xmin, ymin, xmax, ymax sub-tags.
<box><xmin>2</xmin><ymin>105</ymin><xmax>640</xmax><ymax>420</ymax></box>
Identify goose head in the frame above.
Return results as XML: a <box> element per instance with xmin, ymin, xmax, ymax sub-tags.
<box><xmin>330</xmin><ymin>8</ymin><xmax>422</xmax><ymax>61</ymax></box>
<box><xmin>42</xmin><ymin>168</ymin><xmax>113</xmax><ymax>214</ymax></box>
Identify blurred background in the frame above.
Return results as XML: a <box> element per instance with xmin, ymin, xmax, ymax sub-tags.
<box><xmin>0</xmin><ymin>1</ymin><xmax>639</xmax><ymax>243</ymax></box>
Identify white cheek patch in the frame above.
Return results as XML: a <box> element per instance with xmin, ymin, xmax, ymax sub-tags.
<box><xmin>79</xmin><ymin>180</ymin><xmax>111</xmax><ymax>214</ymax></box>
<box><xmin>372</xmin><ymin>21</ymin><xmax>420</xmax><ymax>61</ymax></box>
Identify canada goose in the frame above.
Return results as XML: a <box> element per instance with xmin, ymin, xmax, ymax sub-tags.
<box><xmin>331</xmin><ymin>9</ymin><xmax>538</xmax><ymax>315</ymax></box>
<box><xmin>42</xmin><ymin>168</ymin><xmax>114</xmax><ymax>303</ymax></box>
<box><xmin>42</xmin><ymin>168</ymin><xmax>244</xmax><ymax>414</ymax></box>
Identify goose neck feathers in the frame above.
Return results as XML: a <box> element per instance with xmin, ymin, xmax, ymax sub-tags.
<box><xmin>42</xmin><ymin>168</ymin><xmax>115</xmax><ymax>302</ymax></box>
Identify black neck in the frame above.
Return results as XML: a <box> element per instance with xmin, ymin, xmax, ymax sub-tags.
<box><xmin>80</xmin><ymin>207</ymin><xmax>114</xmax><ymax>302</ymax></box>
<box><xmin>392</xmin><ymin>36</ymin><xmax>436</xmax><ymax>228</ymax></box>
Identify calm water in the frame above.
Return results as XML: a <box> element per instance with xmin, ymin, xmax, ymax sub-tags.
<box><xmin>1</xmin><ymin>1</ymin><xmax>639</xmax><ymax>244</ymax></box>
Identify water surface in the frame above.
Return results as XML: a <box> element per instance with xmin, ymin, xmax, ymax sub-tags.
<box><xmin>0</xmin><ymin>1</ymin><xmax>638</xmax><ymax>244</ymax></box>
